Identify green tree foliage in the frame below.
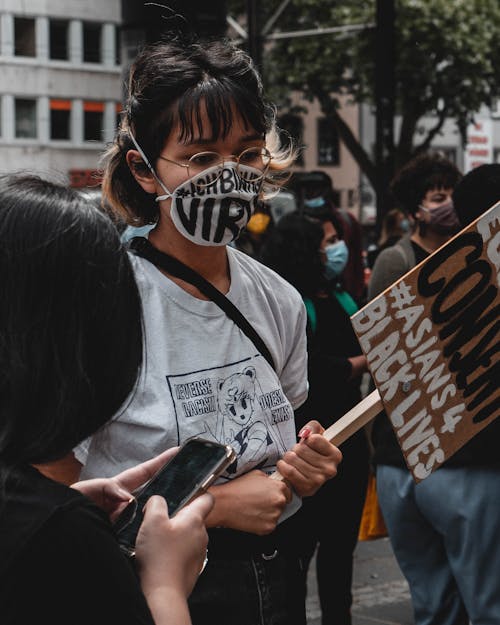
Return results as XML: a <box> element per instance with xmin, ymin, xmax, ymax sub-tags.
<box><xmin>228</xmin><ymin>0</ymin><xmax>500</xmax><ymax>187</ymax></box>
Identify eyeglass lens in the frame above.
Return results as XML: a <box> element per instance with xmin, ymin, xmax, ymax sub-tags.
<box><xmin>188</xmin><ymin>148</ymin><xmax>271</xmax><ymax>187</ymax></box>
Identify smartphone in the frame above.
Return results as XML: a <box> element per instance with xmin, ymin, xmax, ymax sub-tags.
<box><xmin>114</xmin><ymin>437</ymin><xmax>236</xmax><ymax>556</ymax></box>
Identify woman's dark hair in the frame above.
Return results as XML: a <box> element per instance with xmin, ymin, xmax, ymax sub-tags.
<box><xmin>379</xmin><ymin>208</ymin><xmax>406</xmax><ymax>245</ymax></box>
<box><xmin>0</xmin><ymin>174</ymin><xmax>143</xmax><ymax>468</ymax></box>
<box><xmin>307</xmin><ymin>208</ymin><xmax>345</xmax><ymax>241</ymax></box>
<box><xmin>452</xmin><ymin>163</ymin><xmax>500</xmax><ymax>227</ymax></box>
<box><xmin>390</xmin><ymin>152</ymin><xmax>462</xmax><ymax>216</ymax></box>
<box><xmin>102</xmin><ymin>39</ymin><xmax>295</xmax><ymax>225</ymax></box>
<box><xmin>260</xmin><ymin>212</ymin><xmax>326</xmax><ymax>297</ymax></box>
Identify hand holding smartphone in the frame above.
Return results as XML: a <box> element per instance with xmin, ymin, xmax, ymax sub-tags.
<box><xmin>114</xmin><ymin>437</ymin><xmax>236</xmax><ymax>556</ymax></box>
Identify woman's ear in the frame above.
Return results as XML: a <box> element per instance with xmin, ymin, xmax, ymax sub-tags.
<box><xmin>126</xmin><ymin>149</ymin><xmax>156</xmax><ymax>194</ymax></box>
<box><xmin>414</xmin><ymin>205</ymin><xmax>424</xmax><ymax>221</ymax></box>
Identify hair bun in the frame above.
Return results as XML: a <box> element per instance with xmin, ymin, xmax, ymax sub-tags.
<box><xmin>127</xmin><ymin>95</ymin><xmax>141</xmax><ymax>120</ymax></box>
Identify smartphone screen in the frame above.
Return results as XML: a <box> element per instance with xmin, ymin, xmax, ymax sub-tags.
<box><xmin>114</xmin><ymin>438</ymin><xmax>235</xmax><ymax>555</ymax></box>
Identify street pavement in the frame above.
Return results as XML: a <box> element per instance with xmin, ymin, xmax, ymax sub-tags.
<box><xmin>306</xmin><ymin>536</ymin><xmax>415</xmax><ymax>625</ymax></box>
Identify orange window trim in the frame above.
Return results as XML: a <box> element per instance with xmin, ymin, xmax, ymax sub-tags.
<box><xmin>116</xmin><ymin>102</ymin><xmax>123</xmax><ymax>113</ymax></box>
<box><xmin>84</xmin><ymin>101</ymin><xmax>105</xmax><ymax>113</ymax></box>
<box><xmin>50</xmin><ymin>99</ymin><xmax>71</xmax><ymax>111</ymax></box>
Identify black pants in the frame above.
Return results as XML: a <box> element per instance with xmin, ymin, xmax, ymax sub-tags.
<box><xmin>189</xmin><ymin>549</ymin><xmax>308</xmax><ymax>625</ymax></box>
<box><xmin>296</xmin><ymin>430</ymin><xmax>370</xmax><ymax>625</ymax></box>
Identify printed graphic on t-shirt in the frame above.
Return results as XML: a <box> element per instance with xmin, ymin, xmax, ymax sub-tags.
<box><xmin>166</xmin><ymin>355</ymin><xmax>295</xmax><ymax>478</ymax></box>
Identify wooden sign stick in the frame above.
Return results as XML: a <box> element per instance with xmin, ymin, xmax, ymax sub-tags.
<box><xmin>270</xmin><ymin>389</ymin><xmax>383</xmax><ymax>481</ymax></box>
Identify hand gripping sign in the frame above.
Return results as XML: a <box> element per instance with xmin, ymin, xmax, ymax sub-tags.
<box><xmin>271</xmin><ymin>202</ymin><xmax>499</xmax><ymax>484</ymax></box>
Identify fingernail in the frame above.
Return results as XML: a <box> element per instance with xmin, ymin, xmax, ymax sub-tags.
<box><xmin>298</xmin><ymin>426</ymin><xmax>311</xmax><ymax>440</ymax></box>
<box><xmin>117</xmin><ymin>487</ymin><xmax>132</xmax><ymax>500</ymax></box>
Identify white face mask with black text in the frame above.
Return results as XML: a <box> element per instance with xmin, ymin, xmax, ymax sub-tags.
<box><xmin>155</xmin><ymin>162</ymin><xmax>262</xmax><ymax>246</ymax></box>
<box><xmin>129</xmin><ymin>132</ymin><xmax>262</xmax><ymax>246</ymax></box>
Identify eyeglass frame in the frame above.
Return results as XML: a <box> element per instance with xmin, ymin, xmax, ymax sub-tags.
<box><xmin>157</xmin><ymin>147</ymin><xmax>272</xmax><ymax>188</ymax></box>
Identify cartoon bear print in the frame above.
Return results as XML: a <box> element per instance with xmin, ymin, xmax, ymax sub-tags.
<box><xmin>216</xmin><ymin>366</ymin><xmax>274</xmax><ymax>474</ymax></box>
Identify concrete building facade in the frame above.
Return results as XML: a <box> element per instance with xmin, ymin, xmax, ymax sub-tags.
<box><xmin>2</xmin><ymin>1</ymin><xmax>499</xmax><ymax>219</ymax></box>
<box><xmin>0</xmin><ymin>0</ymin><xmax>122</xmax><ymax>187</ymax></box>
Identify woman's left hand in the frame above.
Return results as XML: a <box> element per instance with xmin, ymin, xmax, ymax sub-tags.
<box><xmin>276</xmin><ymin>421</ymin><xmax>342</xmax><ymax>497</ymax></box>
<box><xmin>71</xmin><ymin>447</ymin><xmax>179</xmax><ymax>521</ymax></box>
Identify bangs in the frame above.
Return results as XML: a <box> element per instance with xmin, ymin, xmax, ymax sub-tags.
<box><xmin>176</xmin><ymin>78</ymin><xmax>268</xmax><ymax>143</ymax></box>
<box><xmin>425</xmin><ymin>172</ymin><xmax>458</xmax><ymax>194</ymax></box>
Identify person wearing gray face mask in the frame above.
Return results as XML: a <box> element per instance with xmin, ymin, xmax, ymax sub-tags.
<box><xmin>417</xmin><ymin>198</ymin><xmax>461</xmax><ymax>236</ymax></box>
<box><xmin>369</xmin><ymin>153</ymin><xmax>462</xmax><ymax>297</ymax></box>
<box><xmin>365</xmin><ymin>153</ymin><xmax>494</xmax><ymax>625</ymax></box>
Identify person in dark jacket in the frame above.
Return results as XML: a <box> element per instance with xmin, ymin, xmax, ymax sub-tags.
<box><xmin>368</xmin><ymin>154</ymin><xmax>500</xmax><ymax>625</ymax></box>
<box><xmin>0</xmin><ymin>174</ymin><xmax>213</xmax><ymax>625</ymax></box>
<box><xmin>261</xmin><ymin>210</ymin><xmax>370</xmax><ymax>625</ymax></box>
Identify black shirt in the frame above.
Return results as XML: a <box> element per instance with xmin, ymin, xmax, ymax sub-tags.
<box><xmin>301</xmin><ymin>291</ymin><xmax>364</xmax><ymax>429</ymax></box>
<box><xmin>0</xmin><ymin>465</ymin><xmax>155</xmax><ymax>625</ymax></box>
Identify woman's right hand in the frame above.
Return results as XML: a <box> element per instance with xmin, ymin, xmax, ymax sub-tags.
<box><xmin>206</xmin><ymin>469</ymin><xmax>292</xmax><ymax>535</ymax></box>
<box><xmin>135</xmin><ymin>493</ymin><xmax>213</xmax><ymax>599</ymax></box>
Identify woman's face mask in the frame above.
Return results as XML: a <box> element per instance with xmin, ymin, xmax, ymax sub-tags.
<box><xmin>157</xmin><ymin>163</ymin><xmax>262</xmax><ymax>246</ymax></box>
<box><xmin>400</xmin><ymin>217</ymin><xmax>410</xmax><ymax>233</ymax></box>
<box><xmin>129</xmin><ymin>133</ymin><xmax>262</xmax><ymax>246</ymax></box>
<box><xmin>418</xmin><ymin>200</ymin><xmax>461</xmax><ymax>236</ymax></box>
<box><xmin>304</xmin><ymin>196</ymin><xmax>326</xmax><ymax>209</ymax></box>
<box><xmin>323</xmin><ymin>240</ymin><xmax>349</xmax><ymax>280</ymax></box>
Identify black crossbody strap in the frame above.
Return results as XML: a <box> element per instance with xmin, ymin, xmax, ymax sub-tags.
<box><xmin>129</xmin><ymin>237</ymin><xmax>276</xmax><ymax>371</ymax></box>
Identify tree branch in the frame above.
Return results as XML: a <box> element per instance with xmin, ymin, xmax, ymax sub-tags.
<box><xmin>315</xmin><ymin>89</ymin><xmax>377</xmax><ymax>189</ymax></box>
<box><xmin>412</xmin><ymin>107</ymin><xmax>448</xmax><ymax>157</ymax></box>
<box><xmin>396</xmin><ymin>108</ymin><xmax>418</xmax><ymax>167</ymax></box>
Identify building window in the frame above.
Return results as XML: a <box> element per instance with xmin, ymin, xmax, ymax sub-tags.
<box><xmin>83</xmin><ymin>22</ymin><xmax>102</xmax><ymax>63</ymax></box>
<box><xmin>15</xmin><ymin>98</ymin><xmax>37</xmax><ymax>138</ymax></box>
<box><xmin>84</xmin><ymin>101</ymin><xmax>104</xmax><ymax>141</ymax></box>
<box><xmin>431</xmin><ymin>147</ymin><xmax>457</xmax><ymax>165</ymax></box>
<box><xmin>317</xmin><ymin>117</ymin><xmax>340</xmax><ymax>166</ymax></box>
<box><xmin>14</xmin><ymin>17</ymin><xmax>36</xmax><ymax>57</ymax></box>
<box><xmin>49</xmin><ymin>20</ymin><xmax>69</xmax><ymax>60</ymax></box>
<box><xmin>115</xmin><ymin>27</ymin><xmax>121</xmax><ymax>65</ymax></box>
<box><xmin>50</xmin><ymin>100</ymin><xmax>71</xmax><ymax>140</ymax></box>
<box><xmin>278</xmin><ymin>113</ymin><xmax>304</xmax><ymax>166</ymax></box>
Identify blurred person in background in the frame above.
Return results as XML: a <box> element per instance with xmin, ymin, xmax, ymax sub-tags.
<box><xmin>366</xmin><ymin>154</ymin><xmax>500</xmax><ymax>625</ymax></box>
<box><xmin>299</xmin><ymin>170</ymin><xmax>367</xmax><ymax>306</ymax></box>
<box><xmin>232</xmin><ymin>200</ymin><xmax>274</xmax><ymax>257</ymax></box>
<box><xmin>366</xmin><ymin>207</ymin><xmax>411</xmax><ymax>269</ymax></box>
<box><xmin>368</xmin><ymin>152</ymin><xmax>461</xmax><ymax>297</ymax></box>
<box><xmin>261</xmin><ymin>210</ymin><xmax>370</xmax><ymax>625</ymax></box>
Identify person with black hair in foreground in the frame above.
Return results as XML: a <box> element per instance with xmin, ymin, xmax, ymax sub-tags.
<box><xmin>261</xmin><ymin>211</ymin><xmax>370</xmax><ymax>625</ymax></box>
<box><xmin>0</xmin><ymin>174</ymin><xmax>213</xmax><ymax>625</ymax></box>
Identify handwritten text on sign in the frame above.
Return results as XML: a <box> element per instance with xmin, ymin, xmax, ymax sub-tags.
<box><xmin>352</xmin><ymin>204</ymin><xmax>499</xmax><ymax>481</ymax></box>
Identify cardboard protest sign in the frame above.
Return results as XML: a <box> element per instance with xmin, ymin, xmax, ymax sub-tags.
<box><xmin>351</xmin><ymin>202</ymin><xmax>499</xmax><ymax>481</ymax></box>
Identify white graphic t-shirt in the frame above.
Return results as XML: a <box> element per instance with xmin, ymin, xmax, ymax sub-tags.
<box><xmin>76</xmin><ymin>246</ymin><xmax>308</xmax><ymax>493</ymax></box>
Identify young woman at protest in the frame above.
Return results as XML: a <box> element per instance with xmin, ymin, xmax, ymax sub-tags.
<box><xmin>261</xmin><ymin>210</ymin><xmax>370</xmax><ymax>625</ymax></box>
<box><xmin>52</xmin><ymin>40</ymin><xmax>342</xmax><ymax>625</ymax></box>
<box><xmin>0</xmin><ymin>174</ymin><xmax>213</xmax><ymax>625</ymax></box>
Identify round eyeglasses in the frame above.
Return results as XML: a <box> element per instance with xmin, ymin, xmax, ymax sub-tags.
<box><xmin>158</xmin><ymin>147</ymin><xmax>272</xmax><ymax>188</ymax></box>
